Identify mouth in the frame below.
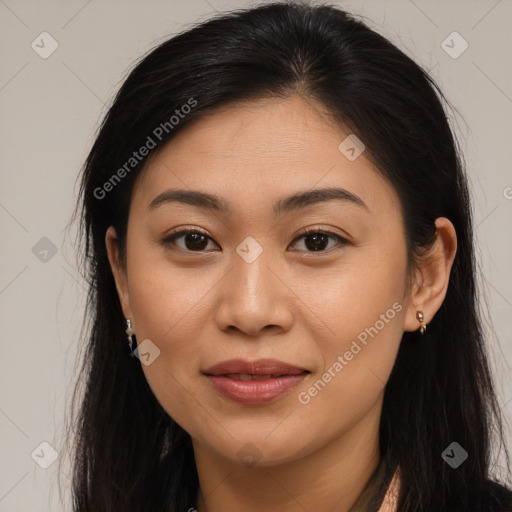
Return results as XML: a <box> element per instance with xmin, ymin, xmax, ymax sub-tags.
<box><xmin>203</xmin><ymin>359</ymin><xmax>310</xmax><ymax>404</ymax></box>
<box><xmin>221</xmin><ymin>373</ymin><xmax>305</xmax><ymax>380</ymax></box>
<box><xmin>203</xmin><ymin>358</ymin><xmax>309</xmax><ymax>376</ymax></box>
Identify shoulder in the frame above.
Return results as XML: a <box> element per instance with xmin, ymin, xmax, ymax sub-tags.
<box><xmin>475</xmin><ymin>479</ymin><xmax>512</xmax><ymax>512</ymax></box>
<box><xmin>447</xmin><ymin>480</ymin><xmax>512</xmax><ymax>511</ymax></box>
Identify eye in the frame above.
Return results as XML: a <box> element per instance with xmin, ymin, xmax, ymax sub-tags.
<box><xmin>289</xmin><ymin>227</ymin><xmax>349</xmax><ymax>253</ymax></box>
<box><xmin>161</xmin><ymin>226</ymin><xmax>349</xmax><ymax>254</ymax></box>
<box><xmin>161</xmin><ymin>228</ymin><xmax>219</xmax><ymax>252</ymax></box>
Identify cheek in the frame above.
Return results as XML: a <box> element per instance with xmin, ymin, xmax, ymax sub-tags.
<box><xmin>124</xmin><ymin>243</ymin><xmax>218</xmax><ymax>421</ymax></box>
<box><xmin>126</xmin><ymin>231</ymin><xmax>215</xmax><ymax>344</ymax></box>
<box><xmin>304</xmin><ymin>288</ymin><xmax>403</xmax><ymax>394</ymax></box>
<box><xmin>127</xmin><ymin>266</ymin><xmax>215</xmax><ymax>436</ymax></box>
<box><xmin>296</xmin><ymin>241</ymin><xmax>407</xmax><ymax>405</ymax></box>
<box><xmin>299</xmin><ymin>239</ymin><xmax>407</xmax><ymax>346</ymax></box>
<box><xmin>292</xmin><ymin>282</ymin><xmax>405</xmax><ymax>445</ymax></box>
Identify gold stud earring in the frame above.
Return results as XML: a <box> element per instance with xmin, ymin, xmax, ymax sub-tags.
<box><xmin>416</xmin><ymin>311</ymin><xmax>427</xmax><ymax>335</ymax></box>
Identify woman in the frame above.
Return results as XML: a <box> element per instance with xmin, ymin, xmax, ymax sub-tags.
<box><xmin>64</xmin><ymin>1</ymin><xmax>512</xmax><ymax>510</ymax></box>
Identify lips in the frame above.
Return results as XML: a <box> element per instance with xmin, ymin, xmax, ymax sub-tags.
<box><xmin>203</xmin><ymin>358</ymin><xmax>308</xmax><ymax>377</ymax></box>
<box><xmin>203</xmin><ymin>359</ymin><xmax>310</xmax><ymax>404</ymax></box>
<box><xmin>224</xmin><ymin>373</ymin><xmax>280</xmax><ymax>380</ymax></box>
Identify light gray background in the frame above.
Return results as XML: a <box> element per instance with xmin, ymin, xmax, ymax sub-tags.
<box><xmin>1</xmin><ymin>0</ymin><xmax>511</xmax><ymax>510</ymax></box>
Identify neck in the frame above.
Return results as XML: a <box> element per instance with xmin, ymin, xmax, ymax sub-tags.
<box><xmin>193</xmin><ymin>396</ymin><xmax>383</xmax><ymax>512</ymax></box>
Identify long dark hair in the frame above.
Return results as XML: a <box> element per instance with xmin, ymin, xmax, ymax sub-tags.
<box><xmin>62</xmin><ymin>1</ymin><xmax>512</xmax><ymax>510</ymax></box>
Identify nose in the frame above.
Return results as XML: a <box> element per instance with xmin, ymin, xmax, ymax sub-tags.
<box><xmin>214</xmin><ymin>249</ymin><xmax>294</xmax><ymax>337</ymax></box>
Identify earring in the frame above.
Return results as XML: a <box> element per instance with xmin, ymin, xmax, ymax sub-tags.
<box><xmin>125</xmin><ymin>318</ymin><xmax>137</xmax><ymax>356</ymax></box>
<box><xmin>416</xmin><ymin>311</ymin><xmax>427</xmax><ymax>335</ymax></box>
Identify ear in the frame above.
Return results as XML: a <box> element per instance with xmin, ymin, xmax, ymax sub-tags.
<box><xmin>403</xmin><ymin>217</ymin><xmax>457</xmax><ymax>333</ymax></box>
<box><xmin>105</xmin><ymin>226</ymin><xmax>133</xmax><ymax>320</ymax></box>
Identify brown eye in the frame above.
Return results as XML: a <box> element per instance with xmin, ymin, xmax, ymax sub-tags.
<box><xmin>290</xmin><ymin>229</ymin><xmax>349</xmax><ymax>253</ymax></box>
<box><xmin>162</xmin><ymin>229</ymin><xmax>219</xmax><ymax>252</ymax></box>
<box><xmin>161</xmin><ymin>227</ymin><xmax>348</xmax><ymax>254</ymax></box>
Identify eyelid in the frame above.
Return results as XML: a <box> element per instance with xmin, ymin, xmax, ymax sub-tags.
<box><xmin>292</xmin><ymin>224</ymin><xmax>350</xmax><ymax>243</ymax></box>
<box><xmin>288</xmin><ymin>226</ymin><xmax>350</xmax><ymax>255</ymax></box>
<box><xmin>164</xmin><ymin>225</ymin><xmax>210</xmax><ymax>238</ymax></box>
<box><xmin>161</xmin><ymin>226</ymin><xmax>217</xmax><ymax>251</ymax></box>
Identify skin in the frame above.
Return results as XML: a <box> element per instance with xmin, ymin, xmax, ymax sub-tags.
<box><xmin>105</xmin><ymin>94</ymin><xmax>457</xmax><ymax>511</ymax></box>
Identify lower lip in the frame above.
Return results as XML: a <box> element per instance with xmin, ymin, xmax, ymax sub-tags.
<box><xmin>205</xmin><ymin>374</ymin><xmax>308</xmax><ymax>404</ymax></box>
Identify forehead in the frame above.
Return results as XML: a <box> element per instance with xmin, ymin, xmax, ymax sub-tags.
<box><xmin>132</xmin><ymin>95</ymin><xmax>399</xmax><ymax>218</ymax></box>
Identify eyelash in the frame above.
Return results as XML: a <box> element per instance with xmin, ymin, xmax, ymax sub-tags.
<box><xmin>161</xmin><ymin>226</ymin><xmax>349</xmax><ymax>255</ymax></box>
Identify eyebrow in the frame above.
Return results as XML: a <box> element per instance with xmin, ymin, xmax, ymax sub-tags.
<box><xmin>148</xmin><ymin>186</ymin><xmax>368</xmax><ymax>216</ymax></box>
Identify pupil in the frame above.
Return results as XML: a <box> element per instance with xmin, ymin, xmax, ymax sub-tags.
<box><xmin>186</xmin><ymin>233</ymin><xmax>208</xmax><ymax>250</ymax></box>
<box><xmin>306</xmin><ymin>233</ymin><xmax>327</xmax><ymax>251</ymax></box>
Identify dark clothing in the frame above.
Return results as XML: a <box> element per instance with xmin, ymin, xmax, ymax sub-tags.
<box><xmin>346</xmin><ymin>454</ymin><xmax>512</xmax><ymax>512</ymax></box>
<box><xmin>347</xmin><ymin>454</ymin><xmax>397</xmax><ymax>512</ymax></box>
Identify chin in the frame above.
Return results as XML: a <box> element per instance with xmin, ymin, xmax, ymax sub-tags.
<box><xmin>204</xmin><ymin>426</ymin><xmax>316</xmax><ymax>468</ymax></box>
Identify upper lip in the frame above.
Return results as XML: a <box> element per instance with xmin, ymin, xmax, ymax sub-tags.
<box><xmin>203</xmin><ymin>358</ymin><xmax>309</xmax><ymax>376</ymax></box>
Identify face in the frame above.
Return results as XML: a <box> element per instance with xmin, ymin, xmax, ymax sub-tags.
<box><xmin>107</xmin><ymin>94</ymin><xmax>415</xmax><ymax>467</ymax></box>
